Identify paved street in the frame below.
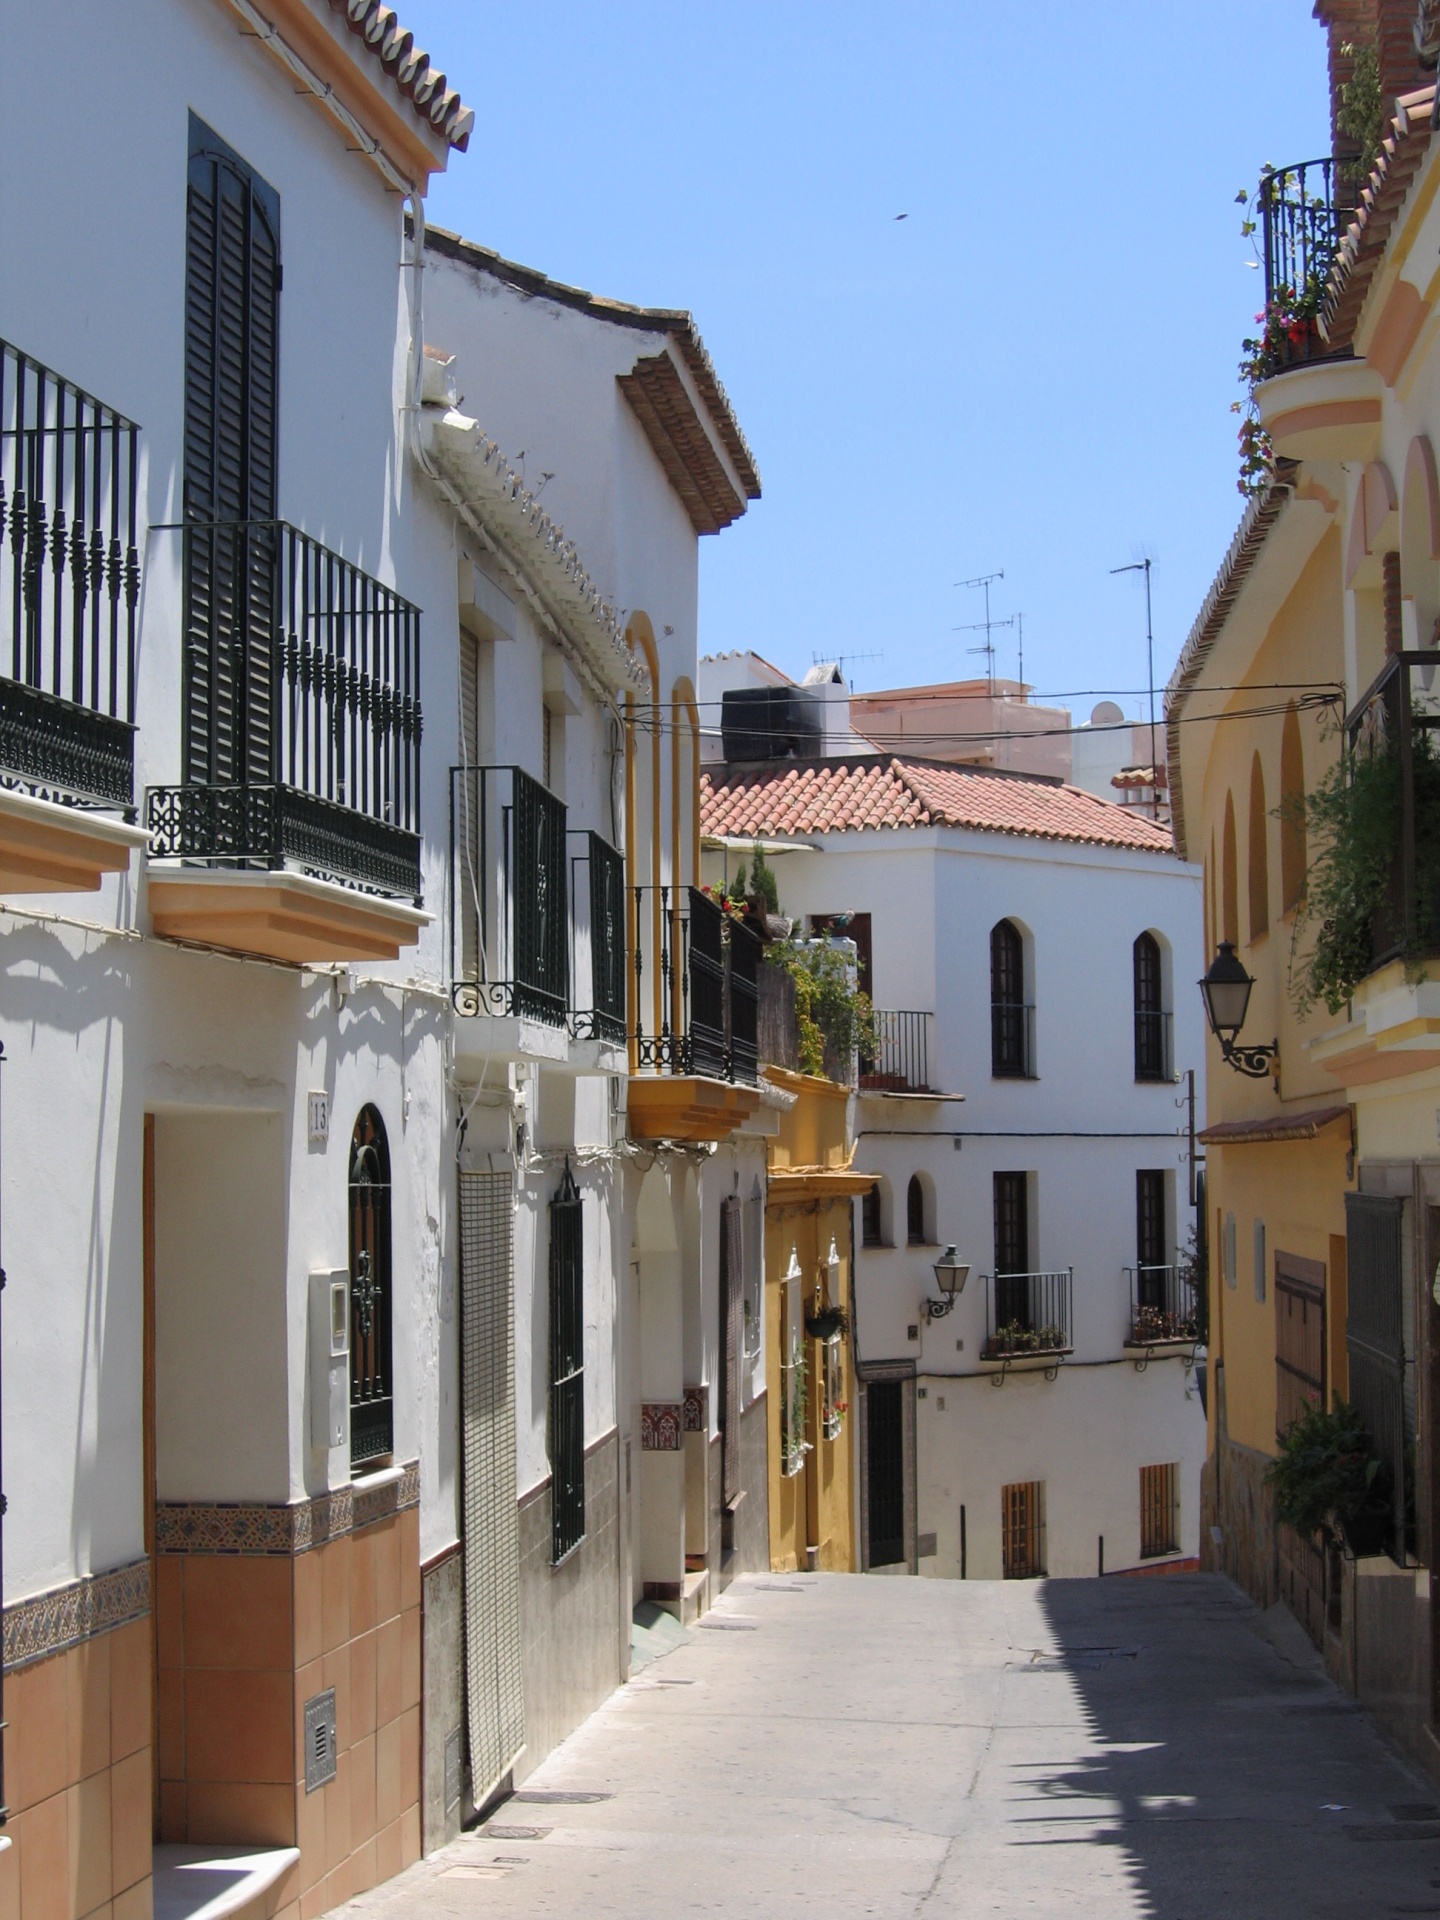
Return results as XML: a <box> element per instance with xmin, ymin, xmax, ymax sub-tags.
<box><xmin>344</xmin><ymin>1573</ymin><xmax>1440</xmax><ymax>1919</ymax></box>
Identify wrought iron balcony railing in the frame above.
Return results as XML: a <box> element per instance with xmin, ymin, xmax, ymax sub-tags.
<box><xmin>1257</xmin><ymin>157</ymin><xmax>1358</xmax><ymax>371</ymax></box>
<box><xmin>860</xmin><ymin>1009</ymin><xmax>933</xmax><ymax>1092</ymax></box>
<box><xmin>1124</xmin><ymin>1264</ymin><xmax>1200</xmax><ymax>1347</ymax></box>
<box><xmin>0</xmin><ymin>339</ymin><xmax>138</xmax><ymax>809</ymax></box>
<box><xmin>146</xmin><ymin>521</ymin><xmax>421</xmax><ymax>897</ymax></box>
<box><xmin>1134</xmin><ymin>1008</ymin><xmax>1173</xmax><ymax>1082</ymax></box>
<box><xmin>632</xmin><ymin>884</ymin><xmax>760</xmax><ymax>1086</ymax></box>
<box><xmin>1344</xmin><ymin>651</ymin><xmax>1440</xmax><ymax>975</ymax></box>
<box><xmin>982</xmin><ymin>1269</ymin><xmax>1073</xmax><ymax>1362</ymax></box>
<box><xmin>570</xmin><ymin>829</ymin><xmax>626</xmax><ymax>1045</ymax></box>
<box><xmin>451</xmin><ymin>764</ymin><xmax>569</xmax><ymax>1027</ymax></box>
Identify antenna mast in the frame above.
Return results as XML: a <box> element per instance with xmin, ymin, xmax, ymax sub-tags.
<box><xmin>953</xmin><ymin>571</ymin><xmax>1006</xmax><ymax>692</ymax></box>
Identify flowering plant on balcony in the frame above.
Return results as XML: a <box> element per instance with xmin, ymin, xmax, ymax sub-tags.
<box><xmin>982</xmin><ymin>1321</ymin><xmax>1067</xmax><ymax>1360</ymax></box>
<box><xmin>768</xmin><ymin>938</ymin><xmax>877</xmax><ymax>1081</ymax></box>
<box><xmin>699</xmin><ymin>881</ymin><xmax>748</xmax><ymax>925</ymax></box>
<box><xmin>1131</xmin><ymin>1303</ymin><xmax>1199</xmax><ymax>1345</ymax></box>
<box><xmin>1233</xmin><ymin>281</ymin><xmax>1325</xmax><ymax>497</ymax></box>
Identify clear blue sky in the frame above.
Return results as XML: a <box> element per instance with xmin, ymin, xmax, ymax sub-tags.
<box><xmin>403</xmin><ymin>2</ymin><xmax>1330</xmax><ymax>725</ymax></box>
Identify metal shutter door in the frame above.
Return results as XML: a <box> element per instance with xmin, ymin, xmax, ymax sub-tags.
<box><xmin>459</xmin><ymin>1169</ymin><xmax>525</xmax><ymax>1804</ymax></box>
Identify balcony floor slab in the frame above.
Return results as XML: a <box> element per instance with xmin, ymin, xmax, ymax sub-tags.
<box><xmin>0</xmin><ymin>784</ymin><xmax>148</xmax><ymax>894</ymax></box>
<box><xmin>627</xmin><ymin>1074</ymin><xmax>761</xmax><ymax>1143</ymax></box>
<box><xmin>146</xmin><ymin>863</ymin><xmax>428</xmax><ymax>963</ymax></box>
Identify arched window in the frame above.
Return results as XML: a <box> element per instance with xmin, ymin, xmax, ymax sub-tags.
<box><xmin>349</xmin><ymin>1106</ymin><xmax>393</xmax><ymax>1467</ymax></box>
<box><xmin>907</xmin><ymin>1174</ymin><xmax>926</xmax><ymax>1246</ymax></box>
<box><xmin>991</xmin><ymin>918</ymin><xmax>1032</xmax><ymax>1077</ymax></box>
<box><xmin>1280</xmin><ymin>703</ymin><xmax>1307</xmax><ymax>914</ymax></box>
<box><xmin>1221</xmin><ymin>793</ymin><xmax>1239</xmax><ymax>946</ymax></box>
<box><xmin>1134</xmin><ymin>932</ymin><xmax>1168</xmax><ymax>1081</ymax></box>
<box><xmin>1248</xmin><ymin>753</ymin><xmax>1269</xmax><ymax>940</ymax></box>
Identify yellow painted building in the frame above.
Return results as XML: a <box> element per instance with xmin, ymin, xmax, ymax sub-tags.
<box><xmin>1170</xmin><ymin>16</ymin><xmax>1440</xmax><ymax>1762</ymax></box>
<box><xmin>763</xmin><ymin>1068</ymin><xmax>873</xmax><ymax>1572</ymax></box>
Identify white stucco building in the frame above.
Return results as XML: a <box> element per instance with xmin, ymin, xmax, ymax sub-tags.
<box><xmin>700</xmin><ymin>656</ymin><xmax>1207</xmax><ymax>1584</ymax></box>
<box><xmin>0</xmin><ymin>4</ymin><xmax>764</xmax><ymax>1915</ymax></box>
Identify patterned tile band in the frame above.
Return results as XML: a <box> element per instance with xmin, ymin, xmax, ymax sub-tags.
<box><xmin>155</xmin><ymin>1458</ymin><xmax>420</xmax><ymax>1557</ymax></box>
<box><xmin>640</xmin><ymin>1402</ymin><xmax>682</xmax><ymax>1452</ymax></box>
<box><xmin>4</xmin><ymin>1558</ymin><xmax>150</xmax><ymax>1673</ymax></box>
<box><xmin>682</xmin><ymin>1385</ymin><xmax>707</xmax><ymax>1432</ymax></box>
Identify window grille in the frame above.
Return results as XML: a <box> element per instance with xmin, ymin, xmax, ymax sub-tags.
<box><xmin>991</xmin><ymin>919</ymin><xmax>1033</xmax><ymax>1077</ymax></box>
<box><xmin>1134</xmin><ymin>1169</ymin><xmax>1167</xmax><ymax>1317</ymax></box>
<box><xmin>458</xmin><ymin>1168</ymin><xmax>525</xmax><ymax>1804</ymax></box>
<box><xmin>822</xmin><ymin>1337</ymin><xmax>844</xmax><ymax>1441</ymax></box>
<box><xmin>906</xmin><ymin>1175</ymin><xmax>925</xmax><ymax>1246</ymax></box>
<box><xmin>548</xmin><ymin>1160</ymin><xmax>585</xmax><ymax>1562</ymax></box>
<box><xmin>865</xmin><ymin>1379</ymin><xmax>905</xmax><ymax>1568</ymax></box>
<box><xmin>1345</xmin><ymin>1191</ymin><xmax>1408</xmax><ymax>1562</ymax></box>
<box><xmin>1133</xmin><ymin>933</ymin><xmax>1170</xmax><ymax>1080</ymax></box>
<box><xmin>1275</xmin><ymin>1252</ymin><xmax>1325</xmax><ymax>1440</ymax></box>
<box><xmin>778</xmin><ymin>1253</ymin><xmax>806</xmax><ymax>1476</ymax></box>
<box><xmin>348</xmin><ymin>1106</ymin><xmax>393</xmax><ymax>1467</ymax></box>
<box><xmin>1001</xmin><ymin>1480</ymin><xmax>1045</xmax><ymax>1578</ymax></box>
<box><xmin>1139</xmin><ymin>1463</ymin><xmax>1179</xmax><ymax>1559</ymax></box>
<box><xmin>741</xmin><ymin>1183</ymin><xmax>763</xmax><ymax>1365</ymax></box>
<box><xmin>862</xmin><ymin>1185</ymin><xmax>883</xmax><ymax>1248</ymax></box>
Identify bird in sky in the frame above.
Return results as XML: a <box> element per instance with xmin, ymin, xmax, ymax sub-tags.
<box><xmin>894</xmin><ymin>212</ymin><xmax>908</xmax><ymax>221</ymax></box>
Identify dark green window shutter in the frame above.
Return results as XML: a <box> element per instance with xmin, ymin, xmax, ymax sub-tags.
<box><xmin>183</xmin><ymin>116</ymin><xmax>280</xmax><ymax>788</ymax></box>
<box><xmin>548</xmin><ymin>1161</ymin><xmax>585</xmax><ymax>1562</ymax></box>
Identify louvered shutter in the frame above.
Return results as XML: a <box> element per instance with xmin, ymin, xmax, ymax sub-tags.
<box><xmin>459</xmin><ymin>1169</ymin><xmax>526</xmax><ymax>1805</ymax></box>
<box><xmin>720</xmin><ymin>1195</ymin><xmax>743</xmax><ymax>1505</ymax></box>
<box><xmin>183</xmin><ymin>116</ymin><xmax>280</xmax><ymax>788</ymax></box>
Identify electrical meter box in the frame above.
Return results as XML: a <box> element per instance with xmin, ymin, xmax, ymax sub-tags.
<box><xmin>309</xmin><ymin>1268</ymin><xmax>349</xmax><ymax>1452</ymax></box>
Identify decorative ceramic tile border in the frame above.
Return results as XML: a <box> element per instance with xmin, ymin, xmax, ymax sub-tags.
<box><xmin>4</xmin><ymin>1558</ymin><xmax>150</xmax><ymax>1673</ymax></box>
<box><xmin>640</xmin><ymin>1402</ymin><xmax>682</xmax><ymax>1452</ymax></box>
<box><xmin>682</xmin><ymin>1385</ymin><xmax>707</xmax><ymax>1433</ymax></box>
<box><xmin>156</xmin><ymin>1458</ymin><xmax>420</xmax><ymax>1557</ymax></box>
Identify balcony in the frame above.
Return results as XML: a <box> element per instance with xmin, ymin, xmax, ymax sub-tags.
<box><xmin>627</xmin><ymin>884</ymin><xmax>761</xmax><ymax>1142</ymax></box>
<box><xmin>1134</xmin><ymin>1009</ymin><xmax>1173</xmax><ymax>1082</ymax></box>
<box><xmin>859</xmin><ymin>1010</ymin><xmax>933</xmax><ymax>1093</ymax></box>
<box><xmin>0</xmin><ymin>339</ymin><xmax>149</xmax><ymax>890</ymax></box>
<box><xmin>146</xmin><ymin>522</ymin><xmax>424</xmax><ymax>961</ymax></box>
<box><xmin>981</xmin><ymin>1269</ymin><xmax>1073</xmax><ymax>1376</ymax></box>
<box><xmin>1257</xmin><ymin>157</ymin><xmax>1356</xmax><ymax>373</ymax></box>
<box><xmin>1124</xmin><ymin>1265</ymin><xmax>1200</xmax><ymax>1351</ymax></box>
<box><xmin>448</xmin><ymin>765</ymin><xmax>626</xmax><ymax>1067</ymax></box>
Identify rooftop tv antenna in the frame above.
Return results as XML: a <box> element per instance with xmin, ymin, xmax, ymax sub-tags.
<box><xmin>812</xmin><ymin>648</ymin><xmax>883</xmax><ymax>686</ymax></box>
<box><xmin>954</xmin><ymin>571</ymin><xmax>1007</xmax><ymax>691</ymax></box>
<box><xmin>1110</xmin><ymin>557</ymin><xmax>1158</xmax><ymax>819</ymax></box>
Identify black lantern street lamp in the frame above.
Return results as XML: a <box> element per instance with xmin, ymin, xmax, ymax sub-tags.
<box><xmin>1199</xmin><ymin>941</ymin><xmax>1278</xmax><ymax>1080</ymax></box>
<box><xmin>924</xmin><ymin>1246</ymin><xmax>970</xmax><ymax>1321</ymax></box>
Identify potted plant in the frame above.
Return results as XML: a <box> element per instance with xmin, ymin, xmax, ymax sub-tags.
<box><xmin>1266</xmin><ymin>1396</ymin><xmax>1392</xmax><ymax>1556</ymax></box>
<box><xmin>805</xmin><ymin>1303</ymin><xmax>849</xmax><ymax>1342</ymax></box>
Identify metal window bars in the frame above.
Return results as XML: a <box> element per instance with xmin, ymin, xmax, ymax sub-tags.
<box><xmin>630</xmin><ymin>884</ymin><xmax>760</xmax><ymax>1086</ymax></box>
<box><xmin>146</xmin><ymin>521</ymin><xmax>421</xmax><ymax>896</ymax></box>
<box><xmin>859</xmin><ymin>1010</ymin><xmax>932</xmax><ymax>1092</ymax></box>
<box><xmin>1139</xmin><ymin>1462</ymin><xmax>1179</xmax><ymax>1560</ymax></box>
<box><xmin>548</xmin><ymin>1160</ymin><xmax>586</xmax><ymax>1564</ymax></box>
<box><xmin>569</xmin><ymin>830</ymin><xmax>627</xmax><ymax>1044</ymax></box>
<box><xmin>1133</xmin><ymin>1009</ymin><xmax>1173</xmax><ymax>1082</ymax></box>
<box><xmin>0</xmin><ymin>338</ymin><xmax>139</xmax><ymax>809</ymax></box>
<box><xmin>990</xmin><ymin>1001</ymin><xmax>1036</xmax><ymax>1078</ymax></box>
<box><xmin>450</xmin><ymin>764</ymin><xmax>569</xmax><ymax>1026</ymax></box>
<box><xmin>1123</xmin><ymin>1264</ymin><xmax>1200</xmax><ymax>1347</ymax></box>
<box><xmin>1343</xmin><ymin>651</ymin><xmax>1440</xmax><ymax>975</ymax></box>
<box><xmin>982</xmin><ymin>1269</ymin><xmax>1073</xmax><ymax>1362</ymax></box>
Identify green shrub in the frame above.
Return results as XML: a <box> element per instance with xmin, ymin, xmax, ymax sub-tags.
<box><xmin>1265</xmin><ymin>1396</ymin><xmax>1390</xmax><ymax>1551</ymax></box>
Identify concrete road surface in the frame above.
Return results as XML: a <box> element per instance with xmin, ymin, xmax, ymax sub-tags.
<box><xmin>339</xmin><ymin>1571</ymin><xmax>1440</xmax><ymax>1919</ymax></box>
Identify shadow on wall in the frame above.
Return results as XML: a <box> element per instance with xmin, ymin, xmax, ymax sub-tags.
<box><xmin>1026</xmin><ymin>1575</ymin><xmax>1440</xmax><ymax>1915</ymax></box>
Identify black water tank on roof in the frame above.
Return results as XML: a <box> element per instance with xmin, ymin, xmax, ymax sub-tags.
<box><xmin>721</xmin><ymin>686</ymin><xmax>822</xmax><ymax>763</ymax></box>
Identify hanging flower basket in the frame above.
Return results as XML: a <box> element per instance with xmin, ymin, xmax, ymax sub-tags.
<box><xmin>805</xmin><ymin>1304</ymin><xmax>849</xmax><ymax>1342</ymax></box>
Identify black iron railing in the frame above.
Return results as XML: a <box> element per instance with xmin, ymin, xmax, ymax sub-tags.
<box><xmin>991</xmin><ymin>1001</ymin><xmax>1036</xmax><ymax>1078</ymax></box>
<box><xmin>860</xmin><ymin>1010</ymin><xmax>932</xmax><ymax>1092</ymax></box>
<box><xmin>1344</xmin><ymin>651</ymin><xmax>1440</xmax><ymax>974</ymax></box>
<box><xmin>451</xmin><ymin>765</ymin><xmax>569</xmax><ymax>1026</ymax></box>
<box><xmin>1134</xmin><ymin>1009</ymin><xmax>1173</xmax><ymax>1082</ymax></box>
<box><xmin>631</xmin><ymin>884</ymin><xmax>760</xmax><ymax>1085</ymax></box>
<box><xmin>1258</xmin><ymin>157</ymin><xmax>1358</xmax><ymax>369</ymax></box>
<box><xmin>0</xmin><ymin>339</ymin><xmax>138</xmax><ymax>809</ymax></box>
<box><xmin>982</xmin><ymin>1269</ymin><xmax>1073</xmax><ymax>1361</ymax></box>
<box><xmin>1124</xmin><ymin>1264</ymin><xmax>1200</xmax><ymax>1346</ymax></box>
<box><xmin>147</xmin><ymin>521</ymin><xmax>421</xmax><ymax>895</ymax></box>
<box><xmin>569</xmin><ymin>829</ymin><xmax>626</xmax><ymax>1044</ymax></box>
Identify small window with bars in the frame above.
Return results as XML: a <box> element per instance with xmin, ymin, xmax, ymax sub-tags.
<box><xmin>1140</xmin><ymin>1462</ymin><xmax>1179</xmax><ymax>1559</ymax></box>
<box><xmin>548</xmin><ymin>1160</ymin><xmax>585</xmax><ymax>1563</ymax></box>
<box><xmin>822</xmin><ymin>1336</ymin><xmax>845</xmax><ymax>1441</ymax></box>
<box><xmin>1001</xmin><ymin>1480</ymin><xmax>1045</xmax><ymax>1578</ymax></box>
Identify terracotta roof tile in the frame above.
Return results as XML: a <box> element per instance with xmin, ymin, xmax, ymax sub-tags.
<box><xmin>327</xmin><ymin>0</ymin><xmax>473</xmax><ymax>150</ymax></box>
<box><xmin>701</xmin><ymin>758</ymin><xmax>1176</xmax><ymax>855</ymax></box>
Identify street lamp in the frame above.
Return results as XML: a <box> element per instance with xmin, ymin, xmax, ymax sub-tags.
<box><xmin>1199</xmin><ymin>941</ymin><xmax>1278</xmax><ymax>1080</ymax></box>
<box><xmin>924</xmin><ymin>1247</ymin><xmax>970</xmax><ymax>1321</ymax></box>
